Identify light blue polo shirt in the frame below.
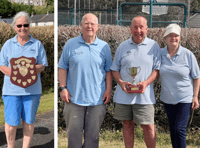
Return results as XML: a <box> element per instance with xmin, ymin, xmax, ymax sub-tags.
<box><xmin>160</xmin><ymin>45</ymin><xmax>200</xmax><ymax>104</ymax></box>
<box><xmin>111</xmin><ymin>36</ymin><xmax>160</xmax><ymax>104</ymax></box>
<box><xmin>58</xmin><ymin>34</ymin><xmax>112</xmax><ymax>106</ymax></box>
<box><xmin>0</xmin><ymin>35</ymin><xmax>48</xmax><ymax>95</ymax></box>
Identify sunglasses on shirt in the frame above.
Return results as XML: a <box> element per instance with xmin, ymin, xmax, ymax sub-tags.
<box><xmin>16</xmin><ymin>24</ymin><xmax>29</xmax><ymax>28</ymax></box>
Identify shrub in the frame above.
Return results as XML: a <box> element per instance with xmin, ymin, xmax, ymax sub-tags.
<box><xmin>58</xmin><ymin>25</ymin><xmax>200</xmax><ymax>132</ymax></box>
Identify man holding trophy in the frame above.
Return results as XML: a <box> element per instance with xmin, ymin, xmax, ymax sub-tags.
<box><xmin>111</xmin><ymin>16</ymin><xmax>160</xmax><ymax>148</ymax></box>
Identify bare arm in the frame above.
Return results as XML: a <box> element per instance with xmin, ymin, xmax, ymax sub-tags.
<box><xmin>112</xmin><ymin>71</ymin><xmax>131</xmax><ymax>93</ymax></box>
<box><xmin>36</xmin><ymin>64</ymin><xmax>45</xmax><ymax>74</ymax></box>
<box><xmin>58</xmin><ymin>68</ymin><xmax>71</xmax><ymax>103</ymax></box>
<box><xmin>138</xmin><ymin>69</ymin><xmax>159</xmax><ymax>93</ymax></box>
<box><xmin>102</xmin><ymin>71</ymin><xmax>112</xmax><ymax>104</ymax></box>
<box><xmin>192</xmin><ymin>78</ymin><xmax>200</xmax><ymax>110</ymax></box>
<box><xmin>0</xmin><ymin>66</ymin><xmax>11</xmax><ymax>76</ymax></box>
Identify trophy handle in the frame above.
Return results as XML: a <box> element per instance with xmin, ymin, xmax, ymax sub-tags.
<box><xmin>126</xmin><ymin>67</ymin><xmax>130</xmax><ymax>75</ymax></box>
<box><xmin>137</xmin><ymin>66</ymin><xmax>141</xmax><ymax>75</ymax></box>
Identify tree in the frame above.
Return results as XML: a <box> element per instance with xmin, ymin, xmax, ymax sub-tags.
<box><xmin>191</xmin><ymin>0</ymin><xmax>200</xmax><ymax>12</ymax></box>
<box><xmin>0</xmin><ymin>0</ymin><xmax>12</xmax><ymax>17</ymax></box>
<box><xmin>46</xmin><ymin>0</ymin><xmax>54</xmax><ymax>6</ymax></box>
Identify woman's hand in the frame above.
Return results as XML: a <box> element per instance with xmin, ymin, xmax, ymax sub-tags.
<box><xmin>192</xmin><ymin>96</ymin><xmax>199</xmax><ymax>110</ymax></box>
<box><xmin>35</xmin><ymin>64</ymin><xmax>45</xmax><ymax>74</ymax></box>
<box><xmin>0</xmin><ymin>66</ymin><xmax>11</xmax><ymax>76</ymax></box>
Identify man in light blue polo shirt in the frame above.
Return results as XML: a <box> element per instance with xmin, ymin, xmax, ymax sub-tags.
<box><xmin>58</xmin><ymin>13</ymin><xmax>112</xmax><ymax>148</ymax></box>
<box><xmin>111</xmin><ymin>16</ymin><xmax>160</xmax><ymax>148</ymax></box>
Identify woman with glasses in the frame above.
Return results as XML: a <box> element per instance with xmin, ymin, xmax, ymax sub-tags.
<box><xmin>0</xmin><ymin>11</ymin><xmax>48</xmax><ymax>148</ymax></box>
<box><xmin>159</xmin><ymin>24</ymin><xmax>200</xmax><ymax>148</ymax></box>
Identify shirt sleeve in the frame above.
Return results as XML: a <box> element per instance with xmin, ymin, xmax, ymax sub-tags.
<box><xmin>0</xmin><ymin>41</ymin><xmax>9</xmax><ymax>66</ymax></box>
<box><xmin>110</xmin><ymin>46</ymin><xmax>121</xmax><ymax>72</ymax></box>
<box><xmin>104</xmin><ymin>44</ymin><xmax>112</xmax><ymax>72</ymax></box>
<box><xmin>189</xmin><ymin>52</ymin><xmax>200</xmax><ymax>79</ymax></box>
<box><xmin>58</xmin><ymin>42</ymin><xmax>70</xmax><ymax>70</ymax></box>
<box><xmin>152</xmin><ymin>42</ymin><xmax>161</xmax><ymax>71</ymax></box>
<box><xmin>37</xmin><ymin>41</ymin><xmax>48</xmax><ymax>66</ymax></box>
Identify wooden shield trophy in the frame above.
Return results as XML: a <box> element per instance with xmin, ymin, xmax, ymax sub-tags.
<box><xmin>10</xmin><ymin>56</ymin><xmax>37</xmax><ymax>88</ymax></box>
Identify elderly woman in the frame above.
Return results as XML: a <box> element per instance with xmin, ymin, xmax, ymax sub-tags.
<box><xmin>159</xmin><ymin>24</ymin><xmax>200</xmax><ymax>148</ymax></box>
<box><xmin>0</xmin><ymin>11</ymin><xmax>48</xmax><ymax>148</ymax></box>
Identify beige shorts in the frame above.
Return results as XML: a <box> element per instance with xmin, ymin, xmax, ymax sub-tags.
<box><xmin>114</xmin><ymin>103</ymin><xmax>154</xmax><ymax>125</ymax></box>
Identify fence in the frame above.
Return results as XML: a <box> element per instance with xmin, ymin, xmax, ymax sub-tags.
<box><xmin>58</xmin><ymin>9</ymin><xmax>117</xmax><ymax>26</ymax></box>
<box><xmin>58</xmin><ymin>3</ymin><xmax>200</xmax><ymax>28</ymax></box>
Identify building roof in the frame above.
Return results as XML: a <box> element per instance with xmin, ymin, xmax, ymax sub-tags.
<box><xmin>187</xmin><ymin>13</ymin><xmax>200</xmax><ymax>28</ymax></box>
<box><xmin>31</xmin><ymin>13</ymin><xmax>54</xmax><ymax>23</ymax></box>
<box><xmin>0</xmin><ymin>19</ymin><xmax>13</xmax><ymax>24</ymax></box>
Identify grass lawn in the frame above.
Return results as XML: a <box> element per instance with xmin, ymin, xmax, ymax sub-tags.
<box><xmin>58</xmin><ymin>125</ymin><xmax>200</xmax><ymax>148</ymax></box>
<box><xmin>0</xmin><ymin>92</ymin><xmax>54</xmax><ymax>126</ymax></box>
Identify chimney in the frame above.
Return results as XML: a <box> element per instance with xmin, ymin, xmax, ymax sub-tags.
<box><xmin>47</xmin><ymin>11</ymin><xmax>50</xmax><ymax>15</ymax></box>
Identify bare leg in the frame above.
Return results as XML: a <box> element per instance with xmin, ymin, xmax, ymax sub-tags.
<box><xmin>123</xmin><ymin>120</ymin><xmax>135</xmax><ymax>148</ymax></box>
<box><xmin>5</xmin><ymin>123</ymin><xmax>17</xmax><ymax>148</ymax></box>
<box><xmin>141</xmin><ymin>124</ymin><xmax>156</xmax><ymax>148</ymax></box>
<box><xmin>22</xmin><ymin>120</ymin><xmax>34</xmax><ymax>148</ymax></box>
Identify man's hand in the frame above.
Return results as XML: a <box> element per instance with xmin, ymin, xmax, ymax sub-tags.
<box><xmin>137</xmin><ymin>80</ymin><xmax>148</xmax><ymax>93</ymax></box>
<box><xmin>60</xmin><ymin>89</ymin><xmax>71</xmax><ymax>103</ymax></box>
<box><xmin>102</xmin><ymin>89</ymin><xmax>111</xmax><ymax>104</ymax></box>
<box><xmin>192</xmin><ymin>96</ymin><xmax>199</xmax><ymax>110</ymax></box>
<box><xmin>119</xmin><ymin>80</ymin><xmax>132</xmax><ymax>94</ymax></box>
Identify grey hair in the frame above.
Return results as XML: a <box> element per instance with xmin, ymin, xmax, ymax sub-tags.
<box><xmin>81</xmin><ymin>13</ymin><xmax>98</xmax><ymax>24</ymax></box>
<box><xmin>131</xmin><ymin>16</ymin><xmax>147</xmax><ymax>26</ymax></box>
<box><xmin>11</xmin><ymin>11</ymin><xmax>31</xmax><ymax>28</ymax></box>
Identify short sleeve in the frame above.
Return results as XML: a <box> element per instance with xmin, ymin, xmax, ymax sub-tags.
<box><xmin>0</xmin><ymin>41</ymin><xmax>9</xmax><ymax>66</ymax></box>
<box><xmin>189</xmin><ymin>52</ymin><xmax>200</xmax><ymax>79</ymax></box>
<box><xmin>153</xmin><ymin>42</ymin><xmax>161</xmax><ymax>71</ymax></box>
<box><xmin>58</xmin><ymin>42</ymin><xmax>70</xmax><ymax>70</ymax></box>
<box><xmin>37</xmin><ymin>42</ymin><xmax>48</xmax><ymax>66</ymax></box>
<box><xmin>104</xmin><ymin>44</ymin><xmax>112</xmax><ymax>72</ymax></box>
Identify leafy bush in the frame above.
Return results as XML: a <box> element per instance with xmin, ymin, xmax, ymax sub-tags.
<box><xmin>0</xmin><ymin>22</ymin><xmax>54</xmax><ymax>92</ymax></box>
<box><xmin>58</xmin><ymin>25</ymin><xmax>200</xmax><ymax>132</ymax></box>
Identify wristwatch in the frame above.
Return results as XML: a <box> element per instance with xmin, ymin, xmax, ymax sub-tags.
<box><xmin>58</xmin><ymin>86</ymin><xmax>67</xmax><ymax>92</ymax></box>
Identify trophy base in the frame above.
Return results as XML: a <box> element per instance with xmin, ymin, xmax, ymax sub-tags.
<box><xmin>126</xmin><ymin>84</ymin><xmax>143</xmax><ymax>93</ymax></box>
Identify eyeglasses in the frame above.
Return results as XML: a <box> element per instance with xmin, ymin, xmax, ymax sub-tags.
<box><xmin>16</xmin><ymin>24</ymin><xmax>29</xmax><ymax>28</ymax></box>
<box><xmin>83</xmin><ymin>23</ymin><xmax>97</xmax><ymax>27</ymax></box>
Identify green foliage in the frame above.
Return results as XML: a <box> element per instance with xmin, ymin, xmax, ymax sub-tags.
<box><xmin>1</xmin><ymin>0</ymin><xmax>54</xmax><ymax>18</ymax></box>
<box><xmin>187</xmin><ymin>130</ymin><xmax>200</xmax><ymax>146</ymax></box>
<box><xmin>37</xmin><ymin>92</ymin><xmax>54</xmax><ymax>114</ymax></box>
<box><xmin>34</xmin><ymin>5</ymin><xmax>54</xmax><ymax>14</ymax></box>
<box><xmin>191</xmin><ymin>0</ymin><xmax>200</xmax><ymax>12</ymax></box>
<box><xmin>100</xmin><ymin>129</ymin><xmax>124</xmax><ymax>141</ymax></box>
<box><xmin>0</xmin><ymin>0</ymin><xmax>12</xmax><ymax>17</ymax></box>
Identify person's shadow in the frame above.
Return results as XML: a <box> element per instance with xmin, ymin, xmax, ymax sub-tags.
<box><xmin>0</xmin><ymin>127</ymin><xmax>53</xmax><ymax>148</ymax></box>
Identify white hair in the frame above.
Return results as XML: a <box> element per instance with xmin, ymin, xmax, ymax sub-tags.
<box><xmin>11</xmin><ymin>11</ymin><xmax>30</xmax><ymax>28</ymax></box>
<box><xmin>81</xmin><ymin>13</ymin><xmax>98</xmax><ymax>24</ymax></box>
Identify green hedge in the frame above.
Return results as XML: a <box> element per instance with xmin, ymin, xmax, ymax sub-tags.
<box><xmin>0</xmin><ymin>22</ymin><xmax>54</xmax><ymax>93</ymax></box>
<box><xmin>58</xmin><ymin>25</ymin><xmax>200</xmax><ymax>132</ymax></box>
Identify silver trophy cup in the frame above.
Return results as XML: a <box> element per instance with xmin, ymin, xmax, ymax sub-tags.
<box><xmin>126</xmin><ymin>66</ymin><xmax>141</xmax><ymax>86</ymax></box>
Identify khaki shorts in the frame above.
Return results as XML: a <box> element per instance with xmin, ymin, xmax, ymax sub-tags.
<box><xmin>114</xmin><ymin>103</ymin><xmax>154</xmax><ymax>125</ymax></box>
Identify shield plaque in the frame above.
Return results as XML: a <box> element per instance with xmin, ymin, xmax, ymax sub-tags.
<box><xmin>10</xmin><ymin>56</ymin><xmax>38</xmax><ymax>88</ymax></box>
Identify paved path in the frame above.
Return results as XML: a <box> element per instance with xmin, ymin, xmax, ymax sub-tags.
<box><xmin>0</xmin><ymin>110</ymin><xmax>54</xmax><ymax>148</ymax></box>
